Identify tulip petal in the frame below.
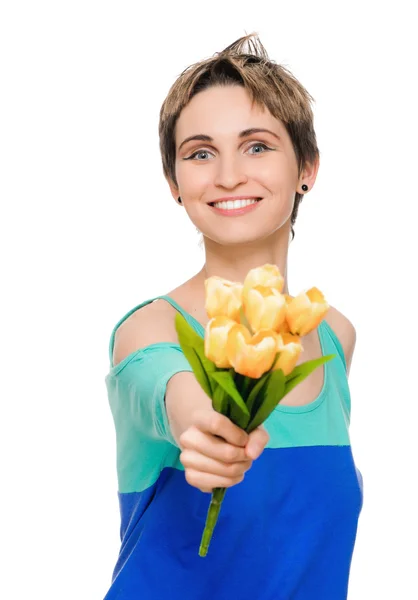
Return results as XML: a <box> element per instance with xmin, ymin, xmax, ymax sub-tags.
<box><xmin>227</xmin><ymin>326</ymin><xmax>279</xmax><ymax>379</ymax></box>
<box><xmin>242</xmin><ymin>264</ymin><xmax>285</xmax><ymax>301</ymax></box>
<box><xmin>272</xmin><ymin>332</ymin><xmax>303</xmax><ymax>376</ymax></box>
<box><xmin>205</xmin><ymin>276</ymin><xmax>243</xmax><ymax>321</ymax></box>
<box><xmin>285</xmin><ymin>287</ymin><xmax>330</xmax><ymax>336</ymax></box>
<box><xmin>205</xmin><ymin>316</ymin><xmax>237</xmax><ymax>368</ymax></box>
<box><xmin>244</xmin><ymin>285</ymin><xmax>287</xmax><ymax>333</ymax></box>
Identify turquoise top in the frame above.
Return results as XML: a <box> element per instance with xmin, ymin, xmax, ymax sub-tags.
<box><xmin>103</xmin><ymin>295</ymin><xmax>363</xmax><ymax>599</ymax></box>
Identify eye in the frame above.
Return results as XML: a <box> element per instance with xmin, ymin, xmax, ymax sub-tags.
<box><xmin>247</xmin><ymin>142</ymin><xmax>271</xmax><ymax>155</ymax></box>
<box><xmin>184</xmin><ymin>142</ymin><xmax>272</xmax><ymax>161</ymax></box>
<box><xmin>184</xmin><ymin>149</ymin><xmax>214</xmax><ymax>161</ymax></box>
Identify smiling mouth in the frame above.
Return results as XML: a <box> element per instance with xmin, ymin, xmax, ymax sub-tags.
<box><xmin>208</xmin><ymin>198</ymin><xmax>262</xmax><ymax>207</ymax></box>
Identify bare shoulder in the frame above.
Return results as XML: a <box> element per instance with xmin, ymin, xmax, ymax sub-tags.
<box><xmin>324</xmin><ymin>305</ymin><xmax>357</xmax><ymax>376</ymax></box>
<box><xmin>113</xmin><ymin>299</ymin><xmax>179</xmax><ymax>366</ymax></box>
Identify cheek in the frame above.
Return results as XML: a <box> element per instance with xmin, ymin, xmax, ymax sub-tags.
<box><xmin>251</xmin><ymin>162</ymin><xmax>282</xmax><ymax>191</ymax></box>
<box><xmin>176</xmin><ymin>162</ymin><xmax>213</xmax><ymax>195</ymax></box>
<box><xmin>252</xmin><ymin>156</ymin><xmax>296</xmax><ymax>192</ymax></box>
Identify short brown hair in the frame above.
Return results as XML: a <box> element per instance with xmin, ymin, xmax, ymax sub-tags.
<box><xmin>158</xmin><ymin>33</ymin><xmax>320</xmax><ymax>241</ymax></box>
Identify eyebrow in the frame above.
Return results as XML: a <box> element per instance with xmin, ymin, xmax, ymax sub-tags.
<box><xmin>178</xmin><ymin>128</ymin><xmax>281</xmax><ymax>152</ymax></box>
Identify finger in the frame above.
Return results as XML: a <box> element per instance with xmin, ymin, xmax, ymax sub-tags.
<box><xmin>180</xmin><ymin>449</ymin><xmax>252</xmax><ymax>478</ymax></box>
<box><xmin>246</xmin><ymin>425</ymin><xmax>270</xmax><ymax>459</ymax></box>
<box><xmin>180</xmin><ymin>426</ymin><xmax>249</xmax><ymax>463</ymax></box>
<box><xmin>184</xmin><ymin>468</ymin><xmax>245</xmax><ymax>493</ymax></box>
<box><xmin>193</xmin><ymin>411</ymin><xmax>249</xmax><ymax>448</ymax></box>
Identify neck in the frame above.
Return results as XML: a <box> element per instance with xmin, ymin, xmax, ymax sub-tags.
<box><xmin>194</xmin><ymin>226</ymin><xmax>291</xmax><ymax>296</ymax></box>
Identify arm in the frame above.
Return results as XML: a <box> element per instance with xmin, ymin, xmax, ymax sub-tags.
<box><xmin>112</xmin><ymin>301</ymin><xmax>269</xmax><ymax>493</ymax></box>
<box><xmin>325</xmin><ymin>306</ymin><xmax>357</xmax><ymax>377</ymax></box>
<box><xmin>113</xmin><ymin>302</ymin><xmax>214</xmax><ymax>444</ymax></box>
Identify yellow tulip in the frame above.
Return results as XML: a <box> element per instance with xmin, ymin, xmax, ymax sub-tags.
<box><xmin>278</xmin><ymin>320</ymin><xmax>291</xmax><ymax>335</ymax></box>
<box><xmin>226</xmin><ymin>324</ymin><xmax>279</xmax><ymax>379</ymax></box>
<box><xmin>277</xmin><ymin>295</ymin><xmax>294</xmax><ymax>334</ymax></box>
<box><xmin>243</xmin><ymin>285</ymin><xmax>287</xmax><ymax>333</ymax></box>
<box><xmin>272</xmin><ymin>332</ymin><xmax>303</xmax><ymax>376</ymax></box>
<box><xmin>285</xmin><ymin>287</ymin><xmax>330</xmax><ymax>336</ymax></box>
<box><xmin>242</xmin><ymin>264</ymin><xmax>284</xmax><ymax>301</ymax></box>
<box><xmin>205</xmin><ymin>276</ymin><xmax>243</xmax><ymax>321</ymax></box>
<box><xmin>204</xmin><ymin>316</ymin><xmax>237</xmax><ymax>368</ymax></box>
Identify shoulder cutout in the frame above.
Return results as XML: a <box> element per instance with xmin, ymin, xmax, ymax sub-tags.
<box><xmin>113</xmin><ymin>301</ymin><xmax>179</xmax><ymax>367</ymax></box>
<box><xmin>325</xmin><ymin>306</ymin><xmax>357</xmax><ymax>376</ymax></box>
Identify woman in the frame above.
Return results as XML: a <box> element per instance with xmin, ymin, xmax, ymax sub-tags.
<box><xmin>104</xmin><ymin>34</ymin><xmax>363</xmax><ymax>599</ymax></box>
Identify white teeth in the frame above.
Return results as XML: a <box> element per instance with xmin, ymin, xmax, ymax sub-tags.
<box><xmin>212</xmin><ymin>198</ymin><xmax>260</xmax><ymax>210</ymax></box>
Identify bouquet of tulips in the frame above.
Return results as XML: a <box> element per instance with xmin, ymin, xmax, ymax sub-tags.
<box><xmin>175</xmin><ymin>264</ymin><xmax>336</xmax><ymax>557</ymax></box>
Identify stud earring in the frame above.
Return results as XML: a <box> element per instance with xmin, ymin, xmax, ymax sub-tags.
<box><xmin>177</xmin><ymin>196</ymin><xmax>182</xmax><ymax>204</ymax></box>
<box><xmin>301</xmin><ymin>184</ymin><xmax>308</xmax><ymax>192</ymax></box>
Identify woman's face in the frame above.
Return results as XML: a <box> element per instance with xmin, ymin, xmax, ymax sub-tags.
<box><xmin>169</xmin><ymin>84</ymin><xmax>314</xmax><ymax>245</ymax></box>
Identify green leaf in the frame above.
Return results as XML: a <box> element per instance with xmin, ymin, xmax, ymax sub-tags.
<box><xmin>246</xmin><ymin>371</ymin><xmax>270</xmax><ymax>416</ymax></box>
<box><xmin>240</xmin><ymin>375</ymin><xmax>254</xmax><ymax>400</ymax></box>
<box><xmin>245</xmin><ymin>350</ymin><xmax>280</xmax><ymax>415</ymax></box>
<box><xmin>212</xmin><ymin>383</ymin><xmax>229</xmax><ymax>415</ymax></box>
<box><xmin>175</xmin><ymin>311</ymin><xmax>203</xmax><ymax>345</ymax></box>
<box><xmin>194</xmin><ymin>346</ymin><xmax>220</xmax><ymax>396</ymax></box>
<box><xmin>284</xmin><ymin>354</ymin><xmax>336</xmax><ymax>395</ymax></box>
<box><xmin>228</xmin><ymin>398</ymin><xmax>251</xmax><ymax>430</ymax></box>
<box><xmin>209</xmin><ymin>371</ymin><xmax>250</xmax><ymax>418</ymax></box>
<box><xmin>175</xmin><ymin>313</ymin><xmax>217</xmax><ymax>397</ymax></box>
<box><xmin>233</xmin><ymin>372</ymin><xmax>244</xmax><ymax>395</ymax></box>
<box><xmin>185</xmin><ymin>346</ymin><xmax>214</xmax><ymax>398</ymax></box>
<box><xmin>232</xmin><ymin>373</ymin><xmax>243</xmax><ymax>398</ymax></box>
<box><xmin>175</xmin><ymin>313</ymin><xmax>217</xmax><ymax>374</ymax></box>
<box><xmin>246</xmin><ymin>369</ymin><xmax>286</xmax><ymax>433</ymax></box>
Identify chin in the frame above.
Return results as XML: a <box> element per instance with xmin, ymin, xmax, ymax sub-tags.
<box><xmin>201</xmin><ymin>227</ymin><xmax>269</xmax><ymax>247</ymax></box>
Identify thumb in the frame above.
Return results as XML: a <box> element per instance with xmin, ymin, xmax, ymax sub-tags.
<box><xmin>245</xmin><ymin>425</ymin><xmax>270</xmax><ymax>460</ymax></box>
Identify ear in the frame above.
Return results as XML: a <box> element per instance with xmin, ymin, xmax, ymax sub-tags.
<box><xmin>166</xmin><ymin>175</ymin><xmax>180</xmax><ymax>201</ymax></box>
<box><xmin>299</xmin><ymin>155</ymin><xmax>320</xmax><ymax>192</ymax></box>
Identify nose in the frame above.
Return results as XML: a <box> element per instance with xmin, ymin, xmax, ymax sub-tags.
<box><xmin>213</xmin><ymin>154</ymin><xmax>248</xmax><ymax>189</ymax></box>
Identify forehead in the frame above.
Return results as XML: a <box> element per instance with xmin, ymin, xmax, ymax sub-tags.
<box><xmin>175</xmin><ymin>85</ymin><xmax>285</xmax><ymax>139</ymax></box>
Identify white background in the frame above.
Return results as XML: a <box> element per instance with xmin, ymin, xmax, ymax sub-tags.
<box><xmin>1</xmin><ymin>1</ymin><xmax>416</xmax><ymax>598</ymax></box>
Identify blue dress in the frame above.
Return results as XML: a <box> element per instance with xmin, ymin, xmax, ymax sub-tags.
<box><xmin>103</xmin><ymin>295</ymin><xmax>363</xmax><ymax>599</ymax></box>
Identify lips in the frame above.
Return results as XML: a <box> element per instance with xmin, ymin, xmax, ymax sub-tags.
<box><xmin>208</xmin><ymin>198</ymin><xmax>262</xmax><ymax>206</ymax></box>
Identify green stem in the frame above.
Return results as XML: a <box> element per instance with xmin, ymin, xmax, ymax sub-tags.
<box><xmin>241</xmin><ymin>375</ymin><xmax>253</xmax><ymax>399</ymax></box>
<box><xmin>198</xmin><ymin>487</ymin><xmax>227</xmax><ymax>557</ymax></box>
